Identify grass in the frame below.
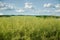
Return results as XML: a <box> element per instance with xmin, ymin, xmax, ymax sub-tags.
<box><xmin>0</xmin><ymin>16</ymin><xmax>60</xmax><ymax>40</ymax></box>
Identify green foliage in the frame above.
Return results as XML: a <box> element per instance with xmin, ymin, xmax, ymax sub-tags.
<box><xmin>0</xmin><ymin>16</ymin><xmax>60</xmax><ymax>40</ymax></box>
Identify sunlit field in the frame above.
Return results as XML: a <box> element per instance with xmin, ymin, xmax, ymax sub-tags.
<box><xmin>0</xmin><ymin>16</ymin><xmax>60</xmax><ymax>40</ymax></box>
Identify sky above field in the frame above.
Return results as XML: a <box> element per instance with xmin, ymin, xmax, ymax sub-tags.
<box><xmin>0</xmin><ymin>0</ymin><xmax>60</xmax><ymax>16</ymax></box>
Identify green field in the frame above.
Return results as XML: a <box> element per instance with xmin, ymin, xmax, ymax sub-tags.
<box><xmin>0</xmin><ymin>16</ymin><xmax>60</xmax><ymax>40</ymax></box>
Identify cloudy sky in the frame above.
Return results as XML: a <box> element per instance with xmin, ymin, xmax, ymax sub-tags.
<box><xmin>0</xmin><ymin>0</ymin><xmax>60</xmax><ymax>16</ymax></box>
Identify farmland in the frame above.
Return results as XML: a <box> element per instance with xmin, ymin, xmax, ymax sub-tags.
<box><xmin>0</xmin><ymin>16</ymin><xmax>60</xmax><ymax>40</ymax></box>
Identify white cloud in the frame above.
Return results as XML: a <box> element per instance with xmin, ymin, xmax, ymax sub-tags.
<box><xmin>24</xmin><ymin>2</ymin><xmax>33</xmax><ymax>9</ymax></box>
<box><xmin>0</xmin><ymin>13</ymin><xmax>3</xmax><ymax>15</ymax></box>
<box><xmin>44</xmin><ymin>3</ymin><xmax>60</xmax><ymax>9</ymax></box>
<box><xmin>52</xmin><ymin>4</ymin><xmax>60</xmax><ymax>13</ymax></box>
<box><xmin>43</xmin><ymin>3</ymin><xmax>60</xmax><ymax>13</ymax></box>
<box><xmin>55</xmin><ymin>4</ymin><xmax>60</xmax><ymax>8</ymax></box>
<box><xmin>55</xmin><ymin>9</ymin><xmax>60</xmax><ymax>12</ymax></box>
<box><xmin>44</xmin><ymin>3</ymin><xmax>52</xmax><ymax>8</ymax></box>
<box><xmin>0</xmin><ymin>1</ymin><xmax>14</xmax><ymax>10</ymax></box>
<box><xmin>16</xmin><ymin>9</ymin><xmax>25</xmax><ymax>13</ymax></box>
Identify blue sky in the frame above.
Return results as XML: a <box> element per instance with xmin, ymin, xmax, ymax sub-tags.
<box><xmin>0</xmin><ymin>0</ymin><xmax>60</xmax><ymax>16</ymax></box>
